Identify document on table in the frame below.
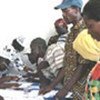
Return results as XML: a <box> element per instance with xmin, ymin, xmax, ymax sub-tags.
<box><xmin>0</xmin><ymin>89</ymin><xmax>58</xmax><ymax>100</ymax></box>
<box><xmin>0</xmin><ymin>82</ymin><xmax>73</xmax><ymax>100</ymax></box>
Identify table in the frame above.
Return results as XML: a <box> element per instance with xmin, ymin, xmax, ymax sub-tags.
<box><xmin>0</xmin><ymin>82</ymin><xmax>58</xmax><ymax>100</ymax></box>
<box><xmin>0</xmin><ymin>82</ymin><xmax>73</xmax><ymax>100</ymax></box>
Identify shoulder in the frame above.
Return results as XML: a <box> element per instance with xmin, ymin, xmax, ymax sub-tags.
<box><xmin>73</xmin><ymin>29</ymin><xmax>89</xmax><ymax>45</ymax></box>
<box><xmin>47</xmin><ymin>43</ymin><xmax>63</xmax><ymax>54</ymax></box>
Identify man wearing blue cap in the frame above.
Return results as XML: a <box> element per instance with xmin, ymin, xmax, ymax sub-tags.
<box><xmin>54</xmin><ymin>0</ymin><xmax>95</xmax><ymax>99</ymax></box>
<box><xmin>39</xmin><ymin>0</ymin><xmax>95</xmax><ymax>99</ymax></box>
<box><xmin>55</xmin><ymin>0</ymin><xmax>83</xmax><ymax>10</ymax></box>
<box><xmin>55</xmin><ymin>0</ymin><xmax>83</xmax><ymax>25</ymax></box>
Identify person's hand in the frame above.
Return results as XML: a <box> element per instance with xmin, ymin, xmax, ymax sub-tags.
<box><xmin>0</xmin><ymin>83</ymin><xmax>20</xmax><ymax>89</ymax></box>
<box><xmin>54</xmin><ymin>92</ymin><xmax>65</xmax><ymax>100</ymax></box>
<box><xmin>39</xmin><ymin>85</ymin><xmax>53</xmax><ymax>95</ymax></box>
<box><xmin>54</xmin><ymin>93</ymin><xmax>64</xmax><ymax>100</ymax></box>
<box><xmin>23</xmin><ymin>72</ymin><xmax>34</xmax><ymax>78</ymax></box>
<box><xmin>9</xmin><ymin>83</ymin><xmax>20</xmax><ymax>88</ymax></box>
<box><xmin>10</xmin><ymin>76</ymin><xmax>19</xmax><ymax>81</ymax></box>
<box><xmin>54</xmin><ymin>89</ymin><xmax>67</xmax><ymax>100</ymax></box>
<box><xmin>4</xmin><ymin>76</ymin><xmax>19</xmax><ymax>82</ymax></box>
<box><xmin>24</xmin><ymin>66</ymin><xmax>33</xmax><ymax>72</ymax></box>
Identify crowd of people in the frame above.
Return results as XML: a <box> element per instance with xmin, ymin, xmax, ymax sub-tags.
<box><xmin>0</xmin><ymin>0</ymin><xmax>100</xmax><ymax>100</ymax></box>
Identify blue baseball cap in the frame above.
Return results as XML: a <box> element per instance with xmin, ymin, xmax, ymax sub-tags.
<box><xmin>54</xmin><ymin>0</ymin><xmax>83</xmax><ymax>10</ymax></box>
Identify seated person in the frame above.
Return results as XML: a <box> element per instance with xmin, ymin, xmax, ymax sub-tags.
<box><xmin>3</xmin><ymin>36</ymin><xmax>33</xmax><ymax>76</ymax></box>
<box><xmin>3</xmin><ymin>36</ymin><xmax>26</xmax><ymax>76</ymax></box>
<box><xmin>37</xmin><ymin>33</ymin><xmax>67</xmax><ymax>96</ymax></box>
<box><xmin>23</xmin><ymin>37</ymin><xmax>47</xmax><ymax>81</ymax></box>
<box><xmin>36</xmin><ymin>19</ymin><xmax>68</xmax><ymax>95</ymax></box>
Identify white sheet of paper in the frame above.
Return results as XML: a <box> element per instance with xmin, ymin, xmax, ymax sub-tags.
<box><xmin>0</xmin><ymin>82</ymin><xmax>73</xmax><ymax>100</ymax></box>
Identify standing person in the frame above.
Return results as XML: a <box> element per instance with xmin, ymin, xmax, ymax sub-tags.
<box><xmin>73</xmin><ymin>0</ymin><xmax>100</xmax><ymax>99</ymax></box>
<box><xmin>48</xmin><ymin>18</ymin><xmax>68</xmax><ymax>46</ymax></box>
<box><xmin>52</xmin><ymin>0</ymin><xmax>95</xmax><ymax>99</ymax></box>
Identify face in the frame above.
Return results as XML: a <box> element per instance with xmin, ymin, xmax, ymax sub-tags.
<box><xmin>55</xmin><ymin>24</ymin><xmax>68</xmax><ymax>35</ymax></box>
<box><xmin>30</xmin><ymin>46</ymin><xmax>39</xmax><ymax>62</ymax></box>
<box><xmin>84</xmin><ymin>16</ymin><xmax>100</xmax><ymax>41</ymax></box>
<box><xmin>62</xmin><ymin>7</ymin><xmax>80</xmax><ymax>24</ymax></box>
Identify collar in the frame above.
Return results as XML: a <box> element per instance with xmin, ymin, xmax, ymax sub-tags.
<box><xmin>72</xmin><ymin>18</ymin><xmax>85</xmax><ymax>30</ymax></box>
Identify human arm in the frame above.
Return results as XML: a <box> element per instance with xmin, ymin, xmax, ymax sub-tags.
<box><xmin>39</xmin><ymin>67</ymin><xmax>65</xmax><ymax>95</ymax></box>
<box><xmin>0</xmin><ymin>83</ymin><xmax>20</xmax><ymax>89</ymax></box>
<box><xmin>55</xmin><ymin>65</ymin><xmax>87</xmax><ymax>100</ymax></box>
<box><xmin>0</xmin><ymin>76</ymin><xmax>19</xmax><ymax>84</ymax></box>
<box><xmin>37</xmin><ymin>61</ymin><xmax>49</xmax><ymax>71</ymax></box>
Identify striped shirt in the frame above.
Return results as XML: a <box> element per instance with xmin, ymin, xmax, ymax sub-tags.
<box><xmin>58</xmin><ymin>33</ymin><xmax>67</xmax><ymax>43</ymax></box>
<box><xmin>42</xmin><ymin>42</ymin><xmax>65</xmax><ymax>80</ymax></box>
<box><xmin>57</xmin><ymin>33</ymin><xmax>68</xmax><ymax>49</ymax></box>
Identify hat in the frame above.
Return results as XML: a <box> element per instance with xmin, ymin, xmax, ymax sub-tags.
<box><xmin>54</xmin><ymin>0</ymin><xmax>83</xmax><ymax>10</ymax></box>
<box><xmin>16</xmin><ymin>36</ymin><xmax>25</xmax><ymax>47</ymax></box>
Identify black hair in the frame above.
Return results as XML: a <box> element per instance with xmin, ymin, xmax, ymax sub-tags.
<box><xmin>0</xmin><ymin>56</ymin><xmax>10</xmax><ymax>65</ymax></box>
<box><xmin>30</xmin><ymin>38</ymin><xmax>46</xmax><ymax>48</ymax></box>
<box><xmin>12</xmin><ymin>39</ymin><xmax>24</xmax><ymax>52</ymax></box>
<box><xmin>82</xmin><ymin>0</ymin><xmax>100</xmax><ymax>21</ymax></box>
<box><xmin>30</xmin><ymin>37</ymin><xmax>47</xmax><ymax>54</ymax></box>
<box><xmin>71</xmin><ymin>5</ymin><xmax>81</xmax><ymax>11</ymax></box>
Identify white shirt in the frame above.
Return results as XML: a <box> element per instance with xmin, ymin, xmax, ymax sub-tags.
<box><xmin>2</xmin><ymin>45</ymin><xmax>25</xmax><ymax>76</ymax></box>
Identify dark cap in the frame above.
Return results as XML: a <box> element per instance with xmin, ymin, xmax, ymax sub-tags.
<box><xmin>54</xmin><ymin>0</ymin><xmax>83</xmax><ymax>10</ymax></box>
